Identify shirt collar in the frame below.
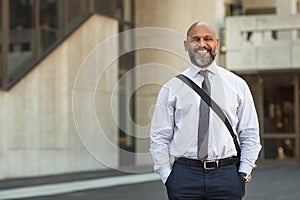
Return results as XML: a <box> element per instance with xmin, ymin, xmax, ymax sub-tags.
<box><xmin>189</xmin><ymin>61</ymin><xmax>218</xmax><ymax>77</ymax></box>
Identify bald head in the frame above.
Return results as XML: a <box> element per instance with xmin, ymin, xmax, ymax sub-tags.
<box><xmin>186</xmin><ymin>21</ymin><xmax>217</xmax><ymax>39</ymax></box>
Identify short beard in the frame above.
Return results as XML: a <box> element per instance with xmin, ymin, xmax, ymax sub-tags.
<box><xmin>188</xmin><ymin>51</ymin><xmax>216</xmax><ymax>68</ymax></box>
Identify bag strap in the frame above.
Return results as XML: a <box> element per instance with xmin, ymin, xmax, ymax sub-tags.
<box><xmin>176</xmin><ymin>74</ymin><xmax>241</xmax><ymax>158</ymax></box>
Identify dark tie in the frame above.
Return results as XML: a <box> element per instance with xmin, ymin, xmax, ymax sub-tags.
<box><xmin>198</xmin><ymin>70</ymin><xmax>211</xmax><ymax>160</ymax></box>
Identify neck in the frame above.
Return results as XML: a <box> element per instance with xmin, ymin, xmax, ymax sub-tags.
<box><xmin>191</xmin><ymin>61</ymin><xmax>215</xmax><ymax>69</ymax></box>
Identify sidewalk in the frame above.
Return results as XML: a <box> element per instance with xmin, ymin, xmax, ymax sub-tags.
<box><xmin>0</xmin><ymin>168</ymin><xmax>160</xmax><ymax>200</ymax></box>
<box><xmin>245</xmin><ymin>163</ymin><xmax>300</xmax><ymax>200</ymax></box>
<box><xmin>0</xmin><ymin>163</ymin><xmax>299</xmax><ymax>200</ymax></box>
<box><xmin>0</xmin><ymin>169</ymin><xmax>131</xmax><ymax>190</ymax></box>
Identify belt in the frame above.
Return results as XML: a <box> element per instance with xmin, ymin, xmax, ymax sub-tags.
<box><xmin>176</xmin><ymin>157</ymin><xmax>240</xmax><ymax>170</ymax></box>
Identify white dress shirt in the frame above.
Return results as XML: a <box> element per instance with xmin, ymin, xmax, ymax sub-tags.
<box><xmin>150</xmin><ymin>62</ymin><xmax>261</xmax><ymax>183</ymax></box>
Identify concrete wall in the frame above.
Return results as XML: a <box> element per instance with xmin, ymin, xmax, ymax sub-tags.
<box><xmin>134</xmin><ymin>0</ymin><xmax>226</xmax><ymax>166</ymax></box>
<box><xmin>226</xmin><ymin>14</ymin><xmax>300</xmax><ymax>71</ymax></box>
<box><xmin>0</xmin><ymin>15</ymin><xmax>119</xmax><ymax>179</ymax></box>
<box><xmin>135</xmin><ymin>0</ymin><xmax>225</xmax><ymax>35</ymax></box>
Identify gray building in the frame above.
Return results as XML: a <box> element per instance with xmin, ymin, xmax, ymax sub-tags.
<box><xmin>0</xmin><ymin>0</ymin><xmax>299</xmax><ymax>180</ymax></box>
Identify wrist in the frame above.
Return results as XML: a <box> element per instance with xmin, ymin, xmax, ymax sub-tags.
<box><xmin>239</xmin><ymin>172</ymin><xmax>252</xmax><ymax>183</ymax></box>
<box><xmin>160</xmin><ymin>167</ymin><xmax>172</xmax><ymax>184</ymax></box>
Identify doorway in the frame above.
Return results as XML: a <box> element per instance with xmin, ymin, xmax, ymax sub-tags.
<box><xmin>242</xmin><ymin>72</ymin><xmax>300</xmax><ymax>162</ymax></box>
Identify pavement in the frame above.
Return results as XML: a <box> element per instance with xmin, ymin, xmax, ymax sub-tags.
<box><xmin>244</xmin><ymin>163</ymin><xmax>300</xmax><ymax>200</ymax></box>
<box><xmin>0</xmin><ymin>163</ymin><xmax>299</xmax><ymax>200</ymax></box>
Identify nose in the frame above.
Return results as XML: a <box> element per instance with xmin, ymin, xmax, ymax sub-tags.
<box><xmin>198</xmin><ymin>38</ymin><xmax>206</xmax><ymax>47</ymax></box>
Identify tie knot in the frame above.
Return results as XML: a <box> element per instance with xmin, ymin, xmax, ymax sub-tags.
<box><xmin>199</xmin><ymin>70</ymin><xmax>209</xmax><ymax>78</ymax></box>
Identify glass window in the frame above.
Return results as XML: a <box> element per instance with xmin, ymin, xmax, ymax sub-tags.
<box><xmin>263</xmin><ymin>74</ymin><xmax>295</xmax><ymax>134</ymax></box>
<box><xmin>121</xmin><ymin>0</ymin><xmax>132</xmax><ymax>22</ymax></box>
<box><xmin>95</xmin><ymin>0</ymin><xmax>117</xmax><ymax>18</ymax></box>
<box><xmin>0</xmin><ymin>0</ymin><xmax>2</xmax><ymax>85</ymax></box>
<box><xmin>9</xmin><ymin>0</ymin><xmax>35</xmax><ymax>81</ymax></box>
<box><xmin>264</xmin><ymin>138</ymin><xmax>295</xmax><ymax>160</ymax></box>
<box><xmin>67</xmin><ymin>0</ymin><xmax>89</xmax><ymax>32</ymax></box>
<box><xmin>2</xmin><ymin>0</ymin><xmax>95</xmax><ymax>89</ymax></box>
<box><xmin>39</xmin><ymin>0</ymin><xmax>64</xmax><ymax>53</ymax></box>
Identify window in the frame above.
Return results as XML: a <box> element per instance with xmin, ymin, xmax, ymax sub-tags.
<box><xmin>0</xmin><ymin>0</ymin><xmax>2</xmax><ymax>86</ymax></box>
<box><xmin>39</xmin><ymin>0</ymin><xmax>64</xmax><ymax>53</ymax></box>
<box><xmin>262</xmin><ymin>73</ymin><xmax>296</xmax><ymax>160</ymax></box>
<box><xmin>0</xmin><ymin>0</ymin><xmax>91</xmax><ymax>89</ymax></box>
<box><xmin>242</xmin><ymin>73</ymin><xmax>299</xmax><ymax>161</ymax></box>
<box><xmin>263</xmin><ymin>74</ymin><xmax>294</xmax><ymax>134</ymax></box>
<box><xmin>94</xmin><ymin>0</ymin><xmax>133</xmax><ymax>24</ymax></box>
<box><xmin>1</xmin><ymin>0</ymin><xmax>134</xmax><ymax>92</ymax></box>
<box><xmin>67</xmin><ymin>0</ymin><xmax>89</xmax><ymax>31</ymax></box>
<box><xmin>225</xmin><ymin>2</ymin><xmax>242</xmax><ymax>16</ymax></box>
<box><xmin>9</xmin><ymin>0</ymin><xmax>35</xmax><ymax>81</ymax></box>
<box><xmin>95</xmin><ymin>0</ymin><xmax>118</xmax><ymax>19</ymax></box>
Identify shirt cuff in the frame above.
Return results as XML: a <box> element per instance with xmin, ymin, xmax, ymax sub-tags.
<box><xmin>159</xmin><ymin>167</ymin><xmax>172</xmax><ymax>184</ymax></box>
<box><xmin>239</xmin><ymin>161</ymin><xmax>254</xmax><ymax>175</ymax></box>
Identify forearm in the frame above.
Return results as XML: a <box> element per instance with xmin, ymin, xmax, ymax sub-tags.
<box><xmin>150</xmin><ymin>86</ymin><xmax>175</xmax><ymax>183</ymax></box>
<box><xmin>237</xmin><ymin>83</ymin><xmax>262</xmax><ymax>174</ymax></box>
<box><xmin>239</xmin><ymin>131</ymin><xmax>261</xmax><ymax>174</ymax></box>
<box><xmin>150</xmin><ymin>143</ymin><xmax>172</xmax><ymax>183</ymax></box>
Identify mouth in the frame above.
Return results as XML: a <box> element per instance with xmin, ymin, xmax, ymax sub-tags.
<box><xmin>194</xmin><ymin>48</ymin><xmax>211</xmax><ymax>56</ymax></box>
<box><xmin>197</xmin><ymin>49</ymin><xmax>209</xmax><ymax>53</ymax></box>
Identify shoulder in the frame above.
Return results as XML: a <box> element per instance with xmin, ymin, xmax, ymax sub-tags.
<box><xmin>216</xmin><ymin>65</ymin><xmax>248</xmax><ymax>86</ymax></box>
<box><xmin>161</xmin><ymin>68</ymin><xmax>189</xmax><ymax>91</ymax></box>
<box><xmin>161</xmin><ymin>76</ymin><xmax>186</xmax><ymax>94</ymax></box>
<box><xmin>157</xmin><ymin>68</ymin><xmax>190</xmax><ymax>100</ymax></box>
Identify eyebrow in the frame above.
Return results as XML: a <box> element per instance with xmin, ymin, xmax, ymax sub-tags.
<box><xmin>187</xmin><ymin>35</ymin><xmax>215</xmax><ymax>40</ymax></box>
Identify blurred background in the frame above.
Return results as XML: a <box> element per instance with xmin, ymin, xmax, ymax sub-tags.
<box><xmin>0</xmin><ymin>0</ymin><xmax>300</xmax><ymax>199</ymax></box>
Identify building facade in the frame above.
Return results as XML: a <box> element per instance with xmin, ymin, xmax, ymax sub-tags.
<box><xmin>226</xmin><ymin>0</ymin><xmax>300</xmax><ymax>162</ymax></box>
<box><xmin>0</xmin><ymin>0</ymin><xmax>299</xmax><ymax>180</ymax></box>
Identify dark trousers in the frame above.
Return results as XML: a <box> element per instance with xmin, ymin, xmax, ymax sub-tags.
<box><xmin>165</xmin><ymin>160</ymin><xmax>245</xmax><ymax>200</ymax></box>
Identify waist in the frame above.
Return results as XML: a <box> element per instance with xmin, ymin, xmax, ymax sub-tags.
<box><xmin>176</xmin><ymin>157</ymin><xmax>239</xmax><ymax>170</ymax></box>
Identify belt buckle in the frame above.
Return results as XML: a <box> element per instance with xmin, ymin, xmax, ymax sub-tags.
<box><xmin>203</xmin><ymin>160</ymin><xmax>219</xmax><ymax>170</ymax></box>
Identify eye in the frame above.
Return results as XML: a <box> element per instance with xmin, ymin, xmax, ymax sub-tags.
<box><xmin>204</xmin><ymin>37</ymin><xmax>214</xmax><ymax>42</ymax></box>
<box><xmin>190</xmin><ymin>37</ymin><xmax>200</xmax><ymax>43</ymax></box>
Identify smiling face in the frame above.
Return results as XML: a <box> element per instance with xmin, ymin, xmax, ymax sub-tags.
<box><xmin>184</xmin><ymin>22</ymin><xmax>219</xmax><ymax>68</ymax></box>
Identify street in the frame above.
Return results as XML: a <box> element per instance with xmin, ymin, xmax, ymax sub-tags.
<box><xmin>1</xmin><ymin>163</ymin><xmax>300</xmax><ymax>200</ymax></box>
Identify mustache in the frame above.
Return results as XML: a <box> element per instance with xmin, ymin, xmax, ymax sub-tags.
<box><xmin>194</xmin><ymin>46</ymin><xmax>212</xmax><ymax>52</ymax></box>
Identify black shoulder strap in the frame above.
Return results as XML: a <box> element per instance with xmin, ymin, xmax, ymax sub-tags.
<box><xmin>176</xmin><ymin>74</ymin><xmax>241</xmax><ymax>157</ymax></box>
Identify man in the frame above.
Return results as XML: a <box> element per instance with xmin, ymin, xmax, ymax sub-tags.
<box><xmin>150</xmin><ymin>21</ymin><xmax>261</xmax><ymax>200</ymax></box>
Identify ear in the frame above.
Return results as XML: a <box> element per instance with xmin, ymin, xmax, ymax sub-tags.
<box><xmin>215</xmin><ymin>38</ymin><xmax>219</xmax><ymax>51</ymax></box>
<box><xmin>184</xmin><ymin>40</ymin><xmax>188</xmax><ymax>51</ymax></box>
